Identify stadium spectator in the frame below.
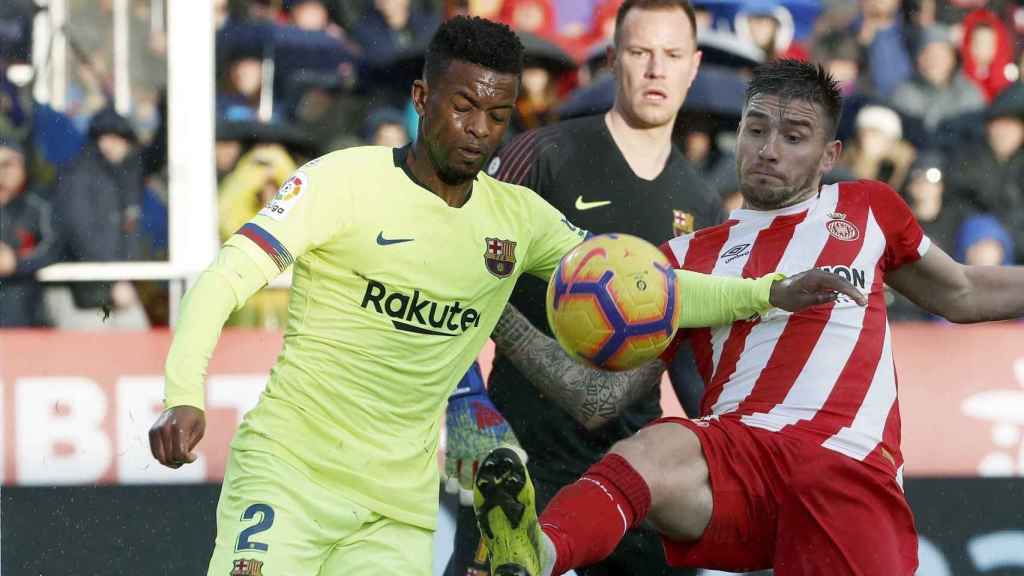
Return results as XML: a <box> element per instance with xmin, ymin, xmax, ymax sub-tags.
<box><xmin>363</xmin><ymin>106</ymin><xmax>410</xmax><ymax>147</ymax></box>
<box><xmin>946</xmin><ymin>82</ymin><xmax>1024</xmax><ymax>262</ymax></box>
<box><xmin>0</xmin><ymin>138</ymin><xmax>58</xmax><ymax>327</ymax></box>
<box><xmin>957</xmin><ymin>213</ymin><xmax>1015</xmax><ymax>267</ymax></box>
<box><xmin>289</xmin><ymin>75</ymin><xmax>366</xmax><ymax>151</ymax></box>
<box><xmin>813</xmin><ymin>31</ymin><xmax>871</xmax><ymax>144</ymax></box>
<box><xmin>733</xmin><ymin>0</ymin><xmax>809</xmax><ymax>61</ymax></box>
<box><xmin>888</xmin><ymin>150</ymin><xmax>964</xmax><ymax>320</ymax></box>
<box><xmin>837</xmin><ymin>104</ymin><xmax>916</xmax><ymax>191</ymax></box>
<box><xmin>217</xmin><ymin>43</ymin><xmax>267</xmax><ymax>121</ymax></box>
<box><xmin>350</xmin><ymin>0</ymin><xmax>440</xmax><ymax>66</ymax></box>
<box><xmin>960</xmin><ymin>9</ymin><xmax>1015</xmax><ymax>102</ymax></box>
<box><xmin>847</xmin><ymin>0</ymin><xmax>914</xmax><ymax>98</ymax></box>
<box><xmin>514</xmin><ymin>65</ymin><xmax>562</xmax><ymax>132</ymax></box>
<box><xmin>499</xmin><ymin>0</ymin><xmax>558</xmax><ymax>39</ymax></box>
<box><xmin>217</xmin><ymin>143</ymin><xmax>296</xmax><ymax>329</ymax></box>
<box><xmin>48</xmin><ymin>107</ymin><xmax>148</xmax><ymax>329</ymax></box>
<box><xmin>0</xmin><ymin>76</ymin><xmax>83</xmax><ymax>190</ymax></box>
<box><xmin>889</xmin><ymin>25</ymin><xmax>986</xmax><ymax>143</ymax></box>
<box><xmin>904</xmin><ymin>151</ymin><xmax>963</xmax><ymax>252</ymax></box>
<box><xmin>678</xmin><ymin>113</ymin><xmax>738</xmax><ymax>200</ymax></box>
<box><xmin>285</xmin><ymin>0</ymin><xmax>334</xmax><ymax>33</ymax></box>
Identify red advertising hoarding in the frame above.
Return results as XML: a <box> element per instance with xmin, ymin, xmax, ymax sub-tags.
<box><xmin>2</xmin><ymin>324</ymin><xmax>1022</xmax><ymax>485</ymax></box>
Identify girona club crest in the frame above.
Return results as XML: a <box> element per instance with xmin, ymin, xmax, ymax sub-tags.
<box><xmin>484</xmin><ymin>237</ymin><xmax>517</xmax><ymax>278</ymax></box>
<box><xmin>826</xmin><ymin>212</ymin><xmax>860</xmax><ymax>241</ymax></box>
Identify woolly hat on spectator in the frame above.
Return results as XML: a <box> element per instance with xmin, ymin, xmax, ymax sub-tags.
<box><xmin>88</xmin><ymin>107</ymin><xmax>137</xmax><ymax>142</ymax></box>
<box><xmin>956</xmin><ymin>214</ymin><xmax>1014</xmax><ymax>265</ymax></box>
<box><xmin>856</xmin><ymin>105</ymin><xmax>902</xmax><ymax>140</ymax></box>
<box><xmin>909</xmin><ymin>150</ymin><xmax>945</xmax><ymax>182</ymax></box>
<box><xmin>363</xmin><ymin>107</ymin><xmax>407</xmax><ymax>141</ymax></box>
<box><xmin>986</xmin><ymin>81</ymin><xmax>1024</xmax><ymax>121</ymax></box>
<box><xmin>914</xmin><ymin>25</ymin><xmax>953</xmax><ymax>55</ymax></box>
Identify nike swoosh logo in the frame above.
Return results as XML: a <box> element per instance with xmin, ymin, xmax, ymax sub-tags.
<box><xmin>377</xmin><ymin>232</ymin><xmax>415</xmax><ymax>246</ymax></box>
<box><xmin>575</xmin><ymin>196</ymin><xmax>612</xmax><ymax>211</ymax></box>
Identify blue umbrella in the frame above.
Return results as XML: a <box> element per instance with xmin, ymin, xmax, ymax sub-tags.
<box><xmin>694</xmin><ymin>0</ymin><xmax>821</xmax><ymax>40</ymax></box>
<box><xmin>557</xmin><ymin>65</ymin><xmax>749</xmax><ymax>121</ymax></box>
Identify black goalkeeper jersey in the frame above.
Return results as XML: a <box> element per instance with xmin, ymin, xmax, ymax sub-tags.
<box><xmin>486</xmin><ymin>114</ymin><xmax>722</xmax><ymax>491</ymax></box>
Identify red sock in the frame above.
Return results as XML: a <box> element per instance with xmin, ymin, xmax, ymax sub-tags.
<box><xmin>539</xmin><ymin>453</ymin><xmax>651</xmax><ymax>575</ymax></box>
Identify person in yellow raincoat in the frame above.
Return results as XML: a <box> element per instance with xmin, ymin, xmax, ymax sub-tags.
<box><xmin>217</xmin><ymin>143</ymin><xmax>296</xmax><ymax>328</ymax></box>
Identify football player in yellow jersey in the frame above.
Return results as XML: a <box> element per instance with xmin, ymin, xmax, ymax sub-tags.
<box><xmin>148</xmin><ymin>16</ymin><xmax>863</xmax><ymax>576</ymax></box>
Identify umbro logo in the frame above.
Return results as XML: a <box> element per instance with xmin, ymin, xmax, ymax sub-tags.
<box><xmin>377</xmin><ymin>231</ymin><xmax>414</xmax><ymax>246</ymax></box>
<box><xmin>721</xmin><ymin>243</ymin><xmax>752</xmax><ymax>263</ymax></box>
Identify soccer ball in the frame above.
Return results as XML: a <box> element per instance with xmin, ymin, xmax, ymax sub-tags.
<box><xmin>546</xmin><ymin>233</ymin><xmax>682</xmax><ymax>372</ymax></box>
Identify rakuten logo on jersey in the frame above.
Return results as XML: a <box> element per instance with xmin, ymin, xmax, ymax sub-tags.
<box><xmin>360</xmin><ymin>279</ymin><xmax>482</xmax><ymax>337</ymax></box>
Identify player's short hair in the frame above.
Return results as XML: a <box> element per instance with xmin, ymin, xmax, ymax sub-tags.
<box><xmin>746</xmin><ymin>59</ymin><xmax>844</xmax><ymax>140</ymax></box>
<box><xmin>424</xmin><ymin>16</ymin><xmax>524</xmax><ymax>84</ymax></box>
<box><xmin>614</xmin><ymin>0</ymin><xmax>698</xmax><ymax>47</ymax></box>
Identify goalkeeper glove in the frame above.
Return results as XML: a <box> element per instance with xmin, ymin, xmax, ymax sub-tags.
<box><xmin>444</xmin><ymin>361</ymin><xmax>524</xmax><ymax>506</ymax></box>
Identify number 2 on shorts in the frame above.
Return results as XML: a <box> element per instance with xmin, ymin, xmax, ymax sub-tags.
<box><xmin>236</xmin><ymin>503</ymin><xmax>275</xmax><ymax>552</ymax></box>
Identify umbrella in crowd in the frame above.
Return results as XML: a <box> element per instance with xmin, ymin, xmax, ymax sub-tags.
<box><xmin>694</xmin><ymin>0</ymin><xmax>822</xmax><ymax>40</ymax></box>
<box><xmin>364</xmin><ymin>29</ymin><xmax>577</xmax><ymax>95</ymax></box>
<box><xmin>216</xmin><ymin>118</ymin><xmax>318</xmax><ymax>157</ymax></box>
<box><xmin>217</xmin><ymin>21</ymin><xmax>357</xmax><ymax>79</ymax></box>
<box><xmin>696</xmin><ymin>28</ymin><xmax>765</xmax><ymax>70</ymax></box>
<box><xmin>556</xmin><ymin>64</ymin><xmax>750</xmax><ymax>121</ymax></box>
<box><xmin>518</xmin><ymin>31</ymin><xmax>577</xmax><ymax>73</ymax></box>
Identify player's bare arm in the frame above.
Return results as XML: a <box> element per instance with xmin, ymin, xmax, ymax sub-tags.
<box><xmin>887</xmin><ymin>243</ymin><xmax>1024</xmax><ymax>323</ymax></box>
<box><xmin>492</xmin><ymin>303</ymin><xmax>665</xmax><ymax>430</ymax></box>
<box><xmin>493</xmin><ymin>269</ymin><xmax>865</xmax><ymax>428</ymax></box>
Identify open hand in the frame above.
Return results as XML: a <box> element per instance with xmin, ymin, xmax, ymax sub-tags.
<box><xmin>770</xmin><ymin>269</ymin><xmax>868</xmax><ymax>312</ymax></box>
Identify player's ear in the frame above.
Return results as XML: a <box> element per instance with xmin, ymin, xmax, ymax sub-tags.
<box><xmin>606</xmin><ymin>44</ymin><xmax>616</xmax><ymax>71</ymax></box>
<box><xmin>820</xmin><ymin>139</ymin><xmax>842</xmax><ymax>174</ymax></box>
<box><xmin>411</xmin><ymin>78</ymin><xmax>428</xmax><ymax>117</ymax></box>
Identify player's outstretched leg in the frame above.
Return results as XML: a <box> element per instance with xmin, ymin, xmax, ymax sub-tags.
<box><xmin>473</xmin><ymin>446</ymin><xmax>553</xmax><ymax>576</ymax></box>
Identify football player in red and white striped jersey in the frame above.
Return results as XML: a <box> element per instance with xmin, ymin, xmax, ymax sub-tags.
<box><xmin>475</xmin><ymin>59</ymin><xmax>1024</xmax><ymax>576</ymax></box>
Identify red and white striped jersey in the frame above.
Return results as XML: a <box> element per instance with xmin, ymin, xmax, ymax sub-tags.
<box><xmin>660</xmin><ymin>180</ymin><xmax>931</xmax><ymax>481</ymax></box>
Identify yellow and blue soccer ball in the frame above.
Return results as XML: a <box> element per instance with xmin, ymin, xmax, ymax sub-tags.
<box><xmin>546</xmin><ymin>233</ymin><xmax>682</xmax><ymax>372</ymax></box>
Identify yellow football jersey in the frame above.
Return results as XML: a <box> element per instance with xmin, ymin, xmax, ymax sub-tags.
<box><xmin>219</xmin><ymin>145</ymin><xmax>585</xmax><ymax>529</ymax></box>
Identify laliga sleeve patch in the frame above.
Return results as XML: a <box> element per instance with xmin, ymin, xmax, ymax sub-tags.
<box><xmin>259</xmin><ymin>170</ymin><xmax>308</xmax><ymax>221</ymax></box>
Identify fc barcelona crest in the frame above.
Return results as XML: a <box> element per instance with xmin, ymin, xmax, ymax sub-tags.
<box><xmin>230</xmin><ymin>558</ymin><xmax>263</xmax><ymax>576</ymax></box>
<box><xmin>673</xmin><ymin>210</ymin><xmax>694</xmax><ymax>236</ymax></box>
<box><xmin>484</xmin><ymin>237</ymin><xmax>517</xmax><ymax>278</ymax></box>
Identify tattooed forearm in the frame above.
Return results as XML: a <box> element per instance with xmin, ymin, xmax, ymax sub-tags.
<box><xmin>491</xmin><ymin>305</ymin><xmax>665</xmax><ymax>430</ymax></box>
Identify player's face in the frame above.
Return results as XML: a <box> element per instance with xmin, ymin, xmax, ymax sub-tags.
<box><xmin>611</xmin><ymin>7</ymin><xmax>701</xmax><ymax>129</ymax></box>
<box><xmin>735</xmin><ymin>94</ymin><xmax>841</xmax><ymax>210</ymax></box>
<box><xmin>414</xmin><ymin>60</ymin><xmax>518</xmax><ymax>184</ymax></box>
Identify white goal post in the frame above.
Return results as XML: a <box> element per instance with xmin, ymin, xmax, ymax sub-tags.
<box><xmin>34</xmin><ymin>0</ymin><xmax>221</xmax><ymax>319</ymax></box>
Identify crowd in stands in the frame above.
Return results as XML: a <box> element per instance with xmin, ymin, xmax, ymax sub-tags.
<box><xmin>0</xmin><ymin>0</ymin><xmax>1022</xmax><ymax>328</ymax></box>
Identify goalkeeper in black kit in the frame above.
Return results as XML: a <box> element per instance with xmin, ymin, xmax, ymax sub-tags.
<box><xmin>445</xmin><ymin>1</ymin><xmax>720</xmax><ymax>574</ymax></box>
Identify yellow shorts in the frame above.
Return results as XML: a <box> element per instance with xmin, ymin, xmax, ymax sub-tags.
<box><xmin>207</xmin><ymin>448</ymin><xmax>432</xmax><ymax>575</ymax></box>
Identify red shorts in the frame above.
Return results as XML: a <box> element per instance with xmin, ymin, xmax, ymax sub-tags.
<box><xmin>653</xmin><ymin>416</ymin><xmax>918</xmax><ymax>576</ymax></box>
